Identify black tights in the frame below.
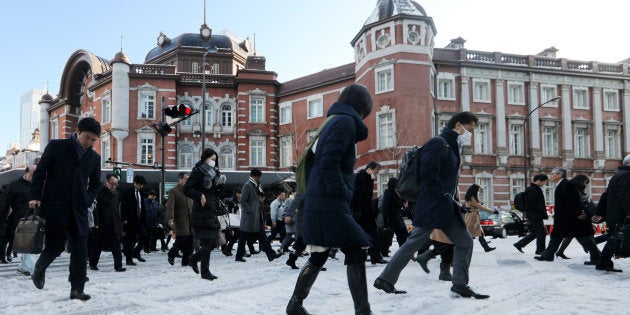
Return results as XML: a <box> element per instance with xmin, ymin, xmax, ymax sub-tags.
<box><xmin>308</xmin><ymin>246</ymin><xmax>367</xmax><ymax>268</ymax></box>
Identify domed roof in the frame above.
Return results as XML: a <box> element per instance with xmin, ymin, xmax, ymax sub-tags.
<box><xmin>41</xmin><ymin>93</ymin><xmax>53</xmax><ymax>102</ymax></box>
<box><xmin>145</xmin><ymin>33</ymin><xmax>234</xmax><ymax>62</ymax></box>
<box><xmin>364</xmin><ymin>0</ymin><xmax>427</xmax><ymax>26</ymax></box>
<box><xmin>113</xmin><ymin>51</ymin><xmax>131</xmax><ymax>64</ymax></box>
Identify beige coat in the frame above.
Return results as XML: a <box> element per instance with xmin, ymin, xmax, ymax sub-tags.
<box><xmin>430</xmin><ymin>198</ymin><xmax>493</xmax><ymax>243</ymax></box>
<box><xmin>166</xmin><ymin>184</ymin><xmax>193</xmax><ymax>235</ymax></box>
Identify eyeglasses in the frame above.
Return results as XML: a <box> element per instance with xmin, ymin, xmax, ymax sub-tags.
<box><xmin>108</xmin><ymin>181</ymin><xmax>119</xmax><ymax>186</ymax></box>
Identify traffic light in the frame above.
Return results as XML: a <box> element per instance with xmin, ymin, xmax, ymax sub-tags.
<box><xmin>113</xmin><ymin>167</ymin><xmax>122</xmax><ymax>180</ymax></box>
<box><xmin>152</xmin><ymin>121</ymin><xmax>172</xmax><ymax>137</ymax></box>
<box><xmin>164</xmin><ymin>104</ymin><xmax>193</xmax><ymax>118</ymax></box>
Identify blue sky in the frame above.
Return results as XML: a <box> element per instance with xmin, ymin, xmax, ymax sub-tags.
<box><xmin>0</xmin><ymin>0</ymin><xmax>627</xmax><ymax>152</ymax></box>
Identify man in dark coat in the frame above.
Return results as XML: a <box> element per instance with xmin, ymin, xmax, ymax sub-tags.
<box><xmin>166</xmin><ymin>172</ymin><xmax>194</xmax><ymax>266</ymax></box>
<box><xmin>0</xmin><ymin>165</ymin><xmax>35</xmax><ymax>263</ymax></box>
<box><xmin>594</xmin><ymin>154</ymin><xmax>630</xmax><ymax>272</ymax></box>
<box><xmin>514</xmin><ymin>174</ymin><xmax>549</xmax><ymax>254</ymax></box>
<box><xmin>374</xmin><ymin>111</ymin><xmax>490</xmax><ymax>299</ymax></box>
<box><xmin>120</xmin><ymin>175</ymin><xmax>147</xmax><ymax>265</ymax></box>
<box><xmin>89</xmin><ymin>174</ymin><xmax>126</xmax><ymax>272</ymax></box>
<box><xmin>29</xmin><ymin>117</ymin><xmax>102</xmax><ymax>301</ymax></box>
<box><xmin>352</xmin><ymin>161</ymin><xmax>386</xmax><ymax>264</ymax></box>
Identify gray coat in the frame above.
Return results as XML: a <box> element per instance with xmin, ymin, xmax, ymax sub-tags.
<box><xmin>239</xmin><ymin>179</ymin><xmax>263</xmax><ymax>233</ymax></box>
<box><xmin>283</xmin><ymin>197</ymin><xmax>296</xmax><ymax>234</ymax></box>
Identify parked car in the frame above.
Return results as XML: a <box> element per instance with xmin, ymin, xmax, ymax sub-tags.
<box><xmin>480</xmin><ymin>210</ymin><xmax>529</xmax><ymax>238</ymax></box>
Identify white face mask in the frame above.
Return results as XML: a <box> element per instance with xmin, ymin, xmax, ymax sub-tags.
<box><xmin>208</xmin><ymin>160</ymin><xmax>216</xmax><ymax>168</ymax></box>
<box><xmin>457</xmin><ymin>125</ymin><xmax>472</xmax><ymax>146</ymax></box>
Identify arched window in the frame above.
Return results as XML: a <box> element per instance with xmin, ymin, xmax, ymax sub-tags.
<box><xmin>205</xmin><ymin>104</ymin><xmax>212</xmax><ymax>126</ymax></box>
<box><xmin>222</xmin><ymin>104</ymin><xmax>232</xmax><ymax>127</ymax></box>
<box><xmin>220</xmin><ymin>146</ymin><xmax>235</xmax><ymax>170</ymax></box>
<box><xmin>179</xmin><ymin>145</ymin><xmax>194</xmax><ymax>169</ymax></box>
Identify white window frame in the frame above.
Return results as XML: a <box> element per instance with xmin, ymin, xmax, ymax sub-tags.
<box><xmin>102</xmin><ymin>96</ymin><xmax>111</xmax><ymax>124</ymax></box>
<box><xmin>509</xmin><ymin>123</ymin><xmax>524</xmax><ymax>155</ymax></box>
<box><xmin>507</xmin><ymin>81</ymin><xmax>525</xmax><ymax>105</ymax></box>
<box><xmin>542</xmin><ymin>125</ymin><xmax>559</xmax><ymax>156</ymax></box>
<box><xmin>375</xmin><ymin>64</ymin><xmax>394</xmax><ymax>94</ymax></box>
<box><xmin>474</xmin><ymin>121</ymin><xmax>491</xmax><ymax>154</ymax></box>
<box><xmin>279</xmin><ymin>136</ymin><xmax>293</xmax><ymax>168</ymax></box>
<box><xmin>510</xmin><ymin>176</ymin><xmax>526</xmax><ymax>201</ymax></box>
<box><xmin>540</xmin><ymin>85</ymin><xmax>558</xmax><ymax>107</ymax></box>
<box><xmin>437</xmin><ymin>76</ymin><xmax>455</xmax><ymax>100</ymax></box>
<box><xmin>606</xmin><ymin>127</ymin><xmax>622</xmax><ymax>159</ymax></box>
<box><xmin>138</xmin><ymin>90</ymin><xmax>156</xmax><ymax>119</ymax></box>
<box><xmin>51</xmin><ymin>117</ymin><xmax>59</xmax><ymax>139</ymax></box>
<box><xmin>377</xmin><ymin>111</ymin><xmax>396</xmax><ymax>149</ymax></box>
<box><xmin>192</xmin><ymin>61</ymin><xmax>200</xmax><ymax>73</ymax></box>
<box><xmin>221</xmin><ymin>104</ymin><xmax>233</xmax><ymax>127</ymax></box>
<box><xmin>138</xmin><ymin>134</ymin><xmax>155</xmax><ymax>165</ymax></box>
<box><xmin>101</xmin><ymin>136</ymin><xmax>111</xmax><ymax>167</ymax></box>
<box><xmin>249</xmin><ymin>136</ymin><xmax>266</xmax><ymax>167</ymax></box>
<box><xmin>603</xmin><ymin>89</ymin><xmax>620</xmax><ymax>111</ymax></box>
<box><xmin>307</xmin><ymin>97</ymin><xmax>323</xmax><ymax>119</ymax></box>
<box><xmin>220</xmin><ymin>146</ymin><xmax>235</xmax><ymax>170</ymax></box>
<box><xmin>574</xmin><ymin>126</ymin><xmax>590</xmax><ymax>158</ymax></box>
<box><xmin>279</xmin><ymin>102</ymin><xmax>292</xmax><ymax>125</ymax></box>
<box><xmin>377</xmin><ymin>169</ymin><xmax>397</xmax><ymax>196</ymax></box>
<box><xmin>475</xmin><ymin>175</ymin><xmax>493</xmax><ymax>206</ymax></box>
<box><xmin>249</xmin><ymin>95</ymin><xmax>265</xmax><ymax>123</ymax></box>
<box><xmin>178</xmin><ymin>145</ymin><xmax>194</xmax><ymax>169</ymax></box>
<box><xmin>543</xmin><ymin>184</ymin><xmax>554</xmax><ymax>206</ymax></box>
<box><xmin>211</xmin><ymin>62</ymin><xmax>220</xmax><ymax>74</ymax></box>
<box><xmin>572</xmin><ymin>87</ymin><xmax>589</xmax><ymax>109</ymax></box>
<box><xmin>204</xmin><ymin>103</ymin><xmax>213</xmax><ymax>127</ymax></box>
<box><xmin>472</xmin><ymin>78</ymin><xmax>491</xmax><ymax>103</ymax></box>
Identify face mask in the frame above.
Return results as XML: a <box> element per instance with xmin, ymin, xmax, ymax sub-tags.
<box><xmin>457</xmin><ymin>125</ymin><xmax>472</xmax><ymax>146</ymax></box>
<box><xmin>208</xmin><ymin>160</ymin><xmax>216</xmax><ymax>168</ymax></box>
<box><xmin>370</xmin><ymin>173</ymin><xmax>376</xmax><ymax>180</ymax></box>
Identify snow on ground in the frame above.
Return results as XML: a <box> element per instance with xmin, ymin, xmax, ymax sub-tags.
<box><xmin>1</xmin><ymin>235</ymin><xmax>628</xmax><ymax>315</ymax></box>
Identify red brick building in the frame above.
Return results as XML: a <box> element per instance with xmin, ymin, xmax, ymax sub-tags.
<box><xmin>38</xmin><ymin>0</ymin><xmax>629</xmax><ymax>206</ymax></box>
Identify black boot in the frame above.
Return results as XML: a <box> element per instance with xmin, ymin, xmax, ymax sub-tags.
<box><xmin>347</xmin><ymin>263</ymin><xmax>371</xmax><ymax>315</ymax></box>
<box><xmin>286</xmin><ymin>253</ymin><xmax>299</xmax><ymax>270</ymax></box>
<box><xmin>479</xmin><ymin>237</ymin><xmax>496</xmax><ymax>252</ymax></box>
<box><xmin>188</xmin><ymin>252</ymin><xmax>200</xmax><ymax>274</ymax></box>
<box><xmin>199</xmin><ymin>248</ymin><xmax>217</xmax><ymax>280</ymax></box>
<box><xmin>416</xmin><ymin>249</ymin><xmax>436</xmax><ymax>273</ymax></box>
<box><xmin>438</xmin><ymin>263</ymin><xmax>452</xmax><ymax>281</ymax></box>
<box><xmin>286</xmin><ymin>261</ymin><xmax>321</xmax><ymax>315</ymax></box>
<box><xmin>31</xmin><ymin>252</ymin><xmax>55</xmax><ymax>289</ymax></box>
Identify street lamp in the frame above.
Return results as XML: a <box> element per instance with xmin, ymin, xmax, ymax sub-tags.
<box><xmin>201</xmin><ymin>51</ymin><xmax>209</xmax><ymax>153</ymax></box>
<box><xmin>523</xmin><ymin>95</ymin><xmax>561</xmax><ymax>189</ymax></box>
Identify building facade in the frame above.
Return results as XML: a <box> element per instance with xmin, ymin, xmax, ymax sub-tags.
<box><xmin>20</xmin><ymin>88</ymin><xmax>44</xmax><ymax>149</ymax></box>
<box><xmin>33</xmin><ymin>0</ymin><xmax>628</xmax><ymax>206</ymax></box>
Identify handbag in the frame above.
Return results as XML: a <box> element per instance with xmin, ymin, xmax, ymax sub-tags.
<box><xmin>614</xmin><ymin>222</ymin><xmax>630</xmax><ymax>258</ymax></box>
<box><xmin>13</xmin><ymin>207</ymin><xmax>46</xmax><ymax>254</ymax></box>
<box><xmin>217</xmin><ymin>214</ymin><xmax>228</xmax><ymax>231</ymax></box>
<box><xmin>228</xmin><ymin>211</ymin><xmax>241</xmax><ymax>229</ymax></box>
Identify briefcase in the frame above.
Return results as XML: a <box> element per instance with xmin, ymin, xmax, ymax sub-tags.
<box><xmin>13</xmin><ymin>207</ymin><xmax>46</xmax><ymax>254</ymax></box>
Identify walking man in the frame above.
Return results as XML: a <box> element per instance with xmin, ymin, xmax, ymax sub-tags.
<box><xmin>167</xmin><ymin>172</ymin><xmax>194</xmax><ymax>266</ymax></box>
<box><xmin>121</xmin><ymin>175</ymin><xmax>148</xmax><ymax>265</ymax></box>
<box><xmin>89</xmin><ymin>174</ymin><xmax>126</xmax><ymax>272</ymax></box>
<box><xmin>29</xmin><ymin>117</ymin><xmax>102</xmax><ymax>301</ymax></box>
<box><xmin>514</xmin><ymin>174</ymin><xmax>549</xmax><ymax>254</ymax></box>
<box><xmin>373</xmin><ymin>112</ymin><xmax>490</xmax><ymax>299</ymax></box>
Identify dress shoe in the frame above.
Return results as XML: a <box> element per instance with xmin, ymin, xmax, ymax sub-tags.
<box><xmin>373</xmin><ymin>277</ymin><xmax>406</xmax><ymax>294</ymax></box>
<box><xmin>250</xmin><ymin>250</ymin><xmax>260</xmax><ymax>255</ymax></box>
<box><xmin>320</xmin><ymin>267</ymin><xmax>327</xmax><ymax>271</ymax></box>
<box><xmin>221</xmin><ymin>248</ymin><xmax>233</xmax><ymax>257</ymax></box>
<box><xmin>0</xmin><ymin>258</ymin><xmax>8</xmax><ymax>264</ymax></box>
<box><xmin>126</xmin><ymin>260</ymin><xmax>137</xmax><ymax>266</ymax></box>
<box><xmin>371</xmin><ymin>258</ymin><xmax>389</xmax><ymax>265</ymax></box>
<box><xmin>115</xmin><ymin>267</ymin><xmax>127</xmax><ymax>272</ymax></box>
<box><xmin>235</xmin><ymin>257</ymin><xmax>246</xmax><ymax>262</ymax></box>
<box><xmin>556</xmin><ymin>253</ymin><xmax>570</xmax><ymax>259</ymax></box>
<box><xmin>245</xmin><ymin>253</ymin><xmax>251</xmax><ymax>257</ymax></box>
<box><xmin>6</xmin><ymin>255</ymin><xmax>12</xmax><ymax>262</ymax></box>
<box><xmin>584</xmin><ymin>260</ymin><xmax>600</xmax><ymax>265</ymax></box>
<box><xmin>70</xmin><ymin>290</ymin><xmax>91</xmax><ymax>301</ymax></box>
<box><xmin>167</xmin><ymin>256</ymin><xmax>175</xmax><ymax>266</ymax></box>
<box><xmin>31</xmin><ymin>272</ymin><xmax>45</xmax><ymax>289</ymax></box>
<box><xmin>17</xmin><ymin>269</ymin><xmax>31</xmax><ymax>276</ymax></box>
<box><xmin>201</xmin><ymin>273</ymin><xmax>218</xmax><ymax>281</ymax></box>
<box><xmin>450</xmin><ymin>284</ymin><xmax>490</xmax><ymax>299</ymax></box>
<box><xmin>534</xmin><ymin>256</ymin><xmax>554</xmax><ymax>261</ymax></box>
<box><xmin>268</xmin><ymin>252</ymin><xmax>283</xmax><ymax>262</ymax></box>
<box><xmin>513</xmin><ymin>244</ymin><xmax>524</xmax><ymax>253</ymax></box>
<box><xmin>596</xmin><ymin>263</ymin><xmax>623</xmax><ymax>272</ymax></box>
<box><xmin>134</xmin><ymin>255</ymin><xmax>146</xmax><ymax>262</ymax></box>
<box><xmin>89</xmin><ymin>266</ymin><xmax>99</xmax><ymax>271</ymax></box>
<box><xmin>535</xmin><ymin>250</ymin><xmax>544</xmax><ymax>255</ymax></box>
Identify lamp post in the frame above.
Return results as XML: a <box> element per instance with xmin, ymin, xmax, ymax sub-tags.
<box><xmin>523</xmin><ymin>96</ymin><xmax>561</xmax><ymax>189</ymax></box>
<box><xmin>201</xmin><ymin>51</ymin><xmax>209</xmax><ymax>153</ymax></box>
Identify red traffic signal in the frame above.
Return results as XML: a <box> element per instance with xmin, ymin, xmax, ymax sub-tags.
<box><xmin>164</xmin><ymin>104</ymin><xmax>193</xmax><ymax>118</ymax></box>
<box><xmin>178</xmin><ymin>104</ymin><xmax>192</xmax><ymax>116</ymax></box>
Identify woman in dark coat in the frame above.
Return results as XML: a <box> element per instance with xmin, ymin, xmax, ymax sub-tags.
<box><xmin>381</xmin><ymin>177</ymin><xmax>408</xmax><ymax>254</ymax></box>
<box><xmin>183</xmin><ymin>148</ymin><xmax>224</xmax><ymax>280</ymax></box>
<box><xmin>287</xmin><ymin>84</ymin><xmax>373</xmax><ymax>315</ymax></box>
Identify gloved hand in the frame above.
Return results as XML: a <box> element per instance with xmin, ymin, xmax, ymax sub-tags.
<box><xmin>494</xmin><ymin>210</ymin><xmax>500</xmax><ymax>215</ymax></box>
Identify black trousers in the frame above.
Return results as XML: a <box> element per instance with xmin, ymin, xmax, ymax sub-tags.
<box><xmin>267</xmin><ymin>220</ymin><xmax>286</xmax><ymax>243</ymax></box>
<box><xmin>514</xmin><ymin>219</ymin><xmax>547</xmax><ymax>253</ymax></box>
<box><xmin>236</xmin><ymin>228</ymin><xmax>275</xmax><ymax>259</ymax></box>
<box><xmin>309</xmin><ymin>246</ymin><xmax>367</xmax><ymax>267</ymax></box>
<box><xmin>89</xmin><ymin>230</ymin><xmax>123</xmax><ymax>269</ymax></box>
<box><xmin>168</xmin><ymin>234</ymin><xmax>194</xmax><ymax>265</ymax></box>
<box><xmin>123</xmin><ymin>223</ymin><xmax>147</xmax><ymax>259</ymax></box>
<box><xmin>144</xmin><ymin>226</ymin><xmax>166</xmax><ymax>251</ymax></box>
<box><xmin>35</xmin><ymin>231</ymin><xmax>87</xmax><ymax>291</ymax></box>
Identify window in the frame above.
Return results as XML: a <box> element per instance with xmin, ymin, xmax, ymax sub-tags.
<box><xmin>507</xmin><ymin>82</ymin><xmax>525</xmax><ymax>105</ymax></box>
<box><xmin>573</xmin><ymin>87</ymin><xmax>589</xmax><ymax>109</ymax></box>
<box><xmin>603</xmin><ymin>89</ymin><xmax>620</xmax><ymax>111</ymax></box>
<box><xmin>101</xmin><ymin>137</ymin><xmax>111</xmax><ymax>167</ymax></box>
<box><xmin>511</xmin><ymin>177</ymin><xmax>526</xmax><ymax>201</ymax></box>
<box><xmin>205</xmin><ymin>104</ymin><xmax>212</xmax><ymax>126</ymax></box>
<box><xmin>543</xmin><ymin>184</ymin><xmax>554</xmax><ymax>206</ymax></box>
<box><xmin>222</xmin><ymin>104</ymin><xmax>232</xmax><ymax>127</ymax></box>
<box><xmin>249</xmin><ymin>96</ymin><xmax>265</xmax><ymax>123</ymax></box>
<box><xmin>574</xmin><ymin>127</ymin><xmax>590</xmax><ymax>158</ymax></box>
<box><xmin>139</xmin><ymin>91</ymin><xmax>156</xmax><ymax>119</ymax></box>
<box><xmin>472</xmin><ymin>79</ymin><xmax>490</xmax><ymax>102</ymax></box>
<box><xmin>606</xmin><ymin>128</ymin><xmax>621</xmax><ymax>159</ymax></box>
<box><xmin>509</xmin><ymin>124</ymin><xmax>523</xmax><ymax>155</ymax></box>
<box><xmin>376</xmin><ymin>33</ymin><xmax>391</xmax><ymax>48</ymax></box>
<box><xmin>475</xmin><ymin>177</ymin><xmax>492</xmax><ymax>206</ymax></box>
<box><xmin>279</xmin><ymin>102</ymin><xmax>292</xmax><ymax>125</ymax></box>
<box><xmin>541</xmin><ymin>85</ymin><xmax>558</xmax><ymax>107</ymax></box>
<box><xmin>51</xmin><ymin>118</ymin><xmax>59</xmax><ymax>139</ymax></box>
<box><xmin>375</xmin><ymin>65</ymin><xmax>394</xmax><ymax>94</ymax></box>
<box><xmin>280</xmin><ymin>136</ymin><xmax>293</xmax><ymax>168</ymax></box>
<box><xmin>542</xmin><ymin>126</ymin><xmax>558</xmax><ymax>156</ymax></box>
<box><xmin>474</xmin><ymin>122</ymin><xmax>491</xmax><ymax>154</ymax></box>
<box><xmin>438</xmin><ymin>78</ymin><xmax>455</xmax><ymax>100</ymax></box>
<box><xmin>102</xmin><ymin>97</ymin><xmax>111</xmax><ymax>123</ymax></box>
<box><xmin>178</xmin><ymin>146</ymin><xmax>193</xmax><ymax>169</ymax></box>
<box><xmin>378</xmin><ymin>112</ymin><xmax>395</xmax><ymax>149</ymax></box>
<box><xmin>307</xmin><ymin>130</ymin><xmax>318</xmax><ymax>143</ymax></box>
<box><xmin>211</xmin><ymin>62</ymin><xmax>220</xmax><ymax>74</ymax></box>
<box><xmin>250</xmin><ymin>136</ymin><xmax>265</xmax><ymax>166</ymax></box>
<box><xmin>192</xmin><ymin>61</ymin><xmax>200</xmax><ymax>73</ymax></box>
<box><xmin>220</xmin><ymin>146</ymin><xmax>235</xmax><ymax>170</ymax></box>
<box><xmin>139</xmin><ymin>136</ymin><xmax>155</xmax><ymax>164</ymax></box>
<box><xmin>307</xmin><ymin>98</ymin><xmax>323</xmax><ymax>119</ymax></box>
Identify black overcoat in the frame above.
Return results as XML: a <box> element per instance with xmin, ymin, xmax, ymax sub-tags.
<box><xmin>184</xmin><ymin>161</ymin><xmax>221</xmax><ymax>241</ymax></box>
<box><xmin>524</xmin><ymin>183</ymin><xmax>548</xmax><ymax>220</ymax></box>
<box><xmin>605</xmin><ymin>165</ymin><xmax>630</xmax><ymax>228</ymax></box>
<box><xmin>551</xmin><ymin>179</ymin><xmax>581</xmax><ymax>237</ymax></box>
<box><xmin>120</xmin><ymin>185</ymin><xmax>146</xmax><ymax>232</ymax></box>
<box><xmin>93</xmin><ymin>186</ymin><xmax>123</xmax><ymax>236</ymax></box>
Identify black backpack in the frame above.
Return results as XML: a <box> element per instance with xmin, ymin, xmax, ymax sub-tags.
<box><xmin>395</xmin><ymin>136</ymin><xmax>447</xmax><ymax>202</ymax></box>
<box><xmin>513</xmin><ymin>191</ymin><xmax>528</xmax><ymax>211</ymax></box>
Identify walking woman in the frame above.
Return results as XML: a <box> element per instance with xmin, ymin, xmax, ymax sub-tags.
<box><xmin>183</xmin><ymin>148</ymin><xmax>225</xmax><ymax>280</ymax></box>
<box><xmin>286</xmin><ymin>84</ymin><xmax>373</xmax><ymax>315</ymax></box>
<box><xmin>464</xmin><ymin>184</ymin><xmax>498</xmax><ymax>252</ymax></box>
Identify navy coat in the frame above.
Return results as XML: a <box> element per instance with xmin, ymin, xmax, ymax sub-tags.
<box><xmin>302</xmin><ymin>102</ymin><xmax>372</xmax><ymax>248</ymax></box>
<box><xmin>30</xmin><ymin>137</ymin><xmax>101</xmax><ymax>237</ymax></box>
<box><xmin>412</xmin><ymin>128</ymin><xmax>463</xmax><ymax>230</ymax></box>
